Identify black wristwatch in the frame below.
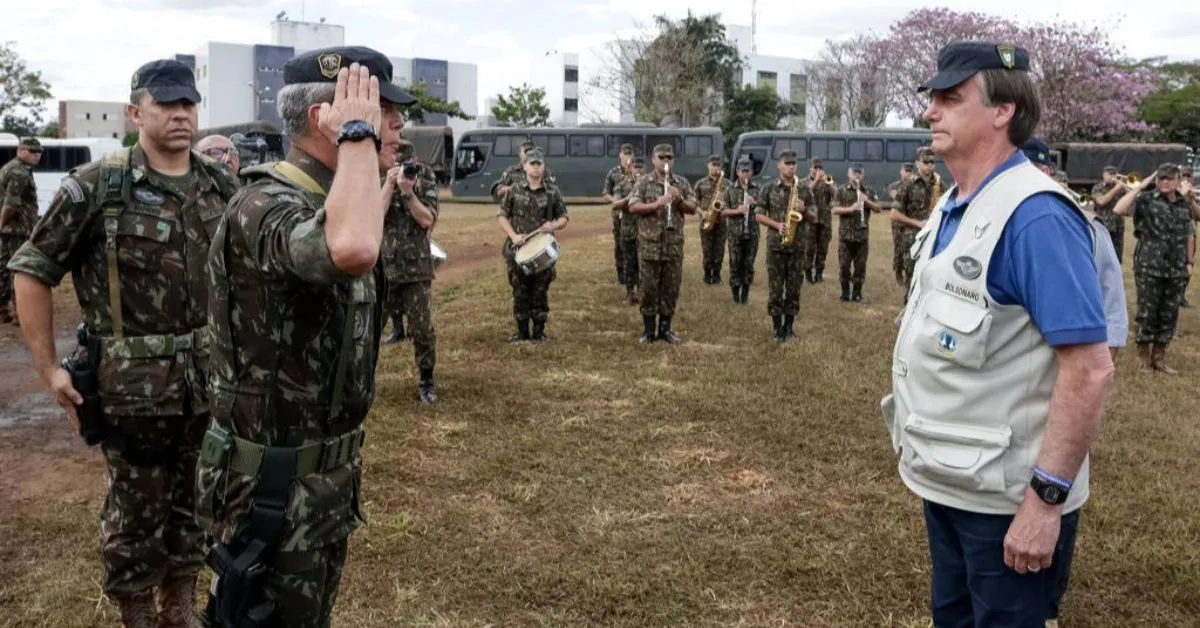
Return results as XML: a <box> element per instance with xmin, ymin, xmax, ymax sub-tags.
<box><xmin>1029</xmin><ymin>474</ymin><xmax>1069</xmax><ymax>505</ymax></box>
<box><xmin>335</xmin><ymin>120</ymin><xmax>381</xmax><ymax>152</ymax></box>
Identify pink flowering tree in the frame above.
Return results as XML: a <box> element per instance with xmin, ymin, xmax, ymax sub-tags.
<box><xmin>871</xmin><ymin>8</ymin><xmax>1160</xmax><ymax>141</ymax></box>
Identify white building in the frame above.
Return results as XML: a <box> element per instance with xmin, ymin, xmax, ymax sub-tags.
<box><xmin>184</xmin><ymin>18</ymin><xmax>479</xmax><ymax>141</ymax></box>
<box><xmin>57</xmin><ymin>100</ymin><xmax>132</xmax><ymax>139</ymax></box>
<box><xmin>482</xmin><ymin>52</ymin><xmax>580</xmax><ymax>129</ymax></box>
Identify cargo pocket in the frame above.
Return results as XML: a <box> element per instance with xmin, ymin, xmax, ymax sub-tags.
<box><xmin>98</xmin><ymin>343</ymin><xmax>176</xmax><ymax>416</ymax></box>
<box><xmin>902</xmin><ymin>415</ymin><xmax>1011</xmax><ymax>493</ymax></box>
<box><xmin>288</xmin><ymin>464</ymin><xmax>357</xmax><ymax>549</ymax></box>
<box><xmin>914</xmin><ymin>290</ymin><xmax>992</xmax><ymax>369</ymax></box>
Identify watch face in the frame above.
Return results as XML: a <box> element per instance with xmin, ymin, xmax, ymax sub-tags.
<box><xmin>1044</xmin><ymin>485</ymin><xmax>1062</xmax><ymax>503</ymax></box>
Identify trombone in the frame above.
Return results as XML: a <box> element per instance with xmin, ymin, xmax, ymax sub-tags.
<box><xmin>1116</xmin><ymin>172</ymin><xmax>1143</xmax><ymax>193</ymax></box>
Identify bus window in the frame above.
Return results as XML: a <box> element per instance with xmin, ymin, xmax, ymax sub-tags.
<box><xmin>848</xmin><ymin>139</ymin><xmax>884</xmax><ymax>162</ymax></box>
<box><xmin>543</xmin><ymin>135</ymin><xmax>567</xmax><ymax>157</ymax></box>
<box><xmin>736</xmin><ymin>148</ymin><xmax>769</xmax><ymax>175</ymax></box>
<box><xmin>810</xmin><ymin>139</ymin><xmax>845</xmax><ymax>161</ymax></box>
<box><xmin>569</xmin><ymin>134</ymin><xmax>605</xmax><ymax>157</ymax></box>
<box><xmin>455</xmin><ymin>144</ymin><xmax>488</xmax><ymax>178</ymax></box>
<box><xmin>493</xmin><ymin>135</ymin><xmax>524</xmax><ymax>157</ymax></box>
<box><xmin>607</xmin><ymin>134</ymin><xmax>645</xmax><ymax>157</ymax></box>
<box><xmin>772</xmin><ymin>138</ymin><xmax>807</xmax><ymax>160</ymax></box>
<box><xmin>645</xmin><ymin>134</ymin><xmax>680</xmax><ymax>154</ymax></box>
<box><xmin>683</xmin><ymin>135</ymin><xmax>714</xmax><ymax>158</ymax></box>
<box><xmin>886</xmin><ymin>139</ymin><xmax>923</xmax><ymax>162</ymax></box>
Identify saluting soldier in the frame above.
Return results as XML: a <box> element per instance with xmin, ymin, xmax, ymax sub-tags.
<box><xmin>1113</xmin><ymin>163</ymin><xmax>1200</xmax><ymax>373</ymax></box>
<box><xmin>610</xmin><ymin>155</ymin><xmax>645</xmax><ymax>305</ymax></box>
<box><xmin>891</xmin><ymin>147</ymin><xmax>944</xmax><ymax>299</ymax></box>
<box><xmin>382</xmin><ymin>138</ymin><xmax>440</xmax><ymax>403</ymax></box>
<box><xmin>756</xmin><ymin>150</ymin><xmax>816</xmax><ymax>341</ymax></box>
<box><xmin>0</xmin><ymin>136</ymin><xmax>42</xmax><ymax>325</ymax></box>
<box><xmin>803</xmin><ymin>157</ymin><xmax>836</xmax><ymax>284</ymax></box>
<box><xmin>497</xmin><ymin>148</ymin><xmax>569</xmax><ymax>342</ymax></box>
<box><xmin>629</xmin><ymin>143</ymin><xmax>698</xmax><ymax>344</ymax></box>
<box><xmin>693</xmin><ymin>154</ymin><xmax>729</xmax><ymax>285</ymax></box>
<box><xmin>832</xmin><ymin>163</ymin><xmax>881</xmax><ymax>302</ymax></box>
<box><xmin>1091</xmin><ymin>166</ymin><xmax>1129</xmax><ymax>265</ymax></box>
<box><xmin>602</xmin><ymin>143</ymin><xmax>635</xmax><ymax>285</ymax></box>
<box><xmin>7</xmin><ymin>59</ymin><xmax>239</xmax><ymax>627</ymax></box>
<box><xmin>721</xmin><ymin>157</ymin><xmax>761</xmax><ymax>305</ymax></box>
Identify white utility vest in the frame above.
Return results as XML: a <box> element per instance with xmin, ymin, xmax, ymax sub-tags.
<box><xmin>882</xmin><ymin>161</ymin><xmax>1093</xmax><ymax>515</ymax></box>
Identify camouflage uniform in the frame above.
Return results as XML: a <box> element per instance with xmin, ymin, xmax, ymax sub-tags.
<box><xmin>1091</xmin><ymin>180</ymin><xmax>1127</xmax><ymax>264</ymax></box>
<box><xmin>491</xmin><ymin>160</ymin><xmax>556</xmax><ymax>202</ymax></box>
<box><xmin>603</xmin><ymin>164</ymin><xmax>628</xmax><ymax>283</ymax></box>
<box><xmin>723</xmin><ymin>179</ymin><xmax>761</xmax><ymax>301</ymax></box>
<box><xmin>758</xmin><ymin>177</ymin><xmax>816</xmax><ymax>339</ymax></box>
<box><xmin>1131</xmin><ymin>190</ymin><xmax>1194</xmax><ymax>351</ymax></box>
<box><xmin>632</xmin><ymin>170</ymin><xmax>695</xmax><ymax>326</ymax></box>
<box><xmin>382</xmin><ymin>168</ymin><xmax>439</xmax><ymax>383</ymax></box>
<box><xmin>198</xmin><ymin>148</ymin><xmax>384</xmax><ymax>627</ymax></box>
<box><xmin>887</xmin><ymin>179</ymin><xmax>908</xmax><ymax>282</ymax></box>
<box><xmin>613</xmin><ymin>171</ymin><xmax>641</xmax><ymax>297</ymax></box>
<box><xmin>0</xmin><ymin>155</ymin><xmax>38</xmax><ymax>321</ymax></box>
<box><xmin>500</xmin><ymin>179</ymin><xmax>568</xmax><ymax>328</ymax></box>
<box><xmin>803</xmin><ymin>176</ymin><xmax>836</xmax><ymax>282</ymax></box>
<box><xmin>694</xmin><ymin>173</ymin><xmax>729</xmax><ymax>284</ymax></box>
<box><xmin>5</xmin><ymin>144</ymin><xmax>238</xmax><ymax>605</ymax></box>
<box><xmin>894</xmin><ymin>174</ymin><xmax>942</xmax><ymax>291</ymax></box>
<box><xmin>836</xmin><ymin>183</ymin><xmax>877</xmax><ymax>300</ymax></box>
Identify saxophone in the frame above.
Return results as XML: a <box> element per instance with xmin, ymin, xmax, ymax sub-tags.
<box><xmin>702</xmin><ymin>175</ymin><xmax>725</xmax><ymax>231</ymax></box>
<box><xmin>780</xmin><ymin>178</ymin><xmax>804</xmax><ymax>247</ymax></box>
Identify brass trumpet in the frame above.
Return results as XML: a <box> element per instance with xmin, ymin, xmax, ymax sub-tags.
<box><xmin>1117</xmin><ymin>172</ymin><xmax>1143</xmax><ymax>192</ymax></box>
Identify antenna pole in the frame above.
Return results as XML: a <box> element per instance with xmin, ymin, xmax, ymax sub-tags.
<box><xmin>751</xmin><ymin>0</ymin><xmax>758</xmax><ymax>55</ymax></box>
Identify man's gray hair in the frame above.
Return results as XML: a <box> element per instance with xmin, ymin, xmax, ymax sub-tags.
<box><xmin>277</xmin><ymin>82</ymin><xmax>337</xmax><ymax>137</ymax></box>
<box><xmin>976</xmin><ymin>70</ymin><xmax>1041</xmax><ymax>148</ymax></box>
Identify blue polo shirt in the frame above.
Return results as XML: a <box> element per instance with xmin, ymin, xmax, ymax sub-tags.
<box><xmin>930</xmin><ymin>151</ymin><xmax>1107</xmax><ymax>347</ymax></box>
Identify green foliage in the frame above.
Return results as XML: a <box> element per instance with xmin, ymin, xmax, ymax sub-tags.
<box><xmin>401</xmin><ymin>81</ymin><xmax>475</xmax><ymax>124</ymax></box>
<box><xmin>491</xmin><ymin>83</ymin><xmax>552</xmax><ymax>128</ymax></box>
<box><xmin>720</xmin><ymin>84</ymin><xmax>789</xmax><ymax>154</ymax></box>
<box><xmin>122</xmin><ymin>132</ymin><xmax>138</xmax><ymax>147</ymax></box>
<box><xmin>0</xmin><ymin>42</ymin><xmax>52</xmax><ymax>134</ymax></box>
<box><xmin>1136</xmin><ymin>60</ymin><xmax>1200</xmax><ymax>147</ymax></box>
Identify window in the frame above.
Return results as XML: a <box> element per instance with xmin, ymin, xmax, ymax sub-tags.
<box><xmin>455</xmin><ymin>145</ymin><xmax>487</xmax><ymax>178</ymax></box>
<box><xmin>736</xmin><ymin>148</ymin><xmax>769</xmax><ymax>175</ymax></box>
<box><xmin>529</xmin><ymin>134</ymin><xmax>567</xmax><ymax>157</ymax></box>
<box><xmin>886</xmin><ymin>139</ymin><xmax>923</xmax><ymax>162</ymax></box>
<box><xmin>85</xmin><ymin>112</ymin><xmax>91</xmax><ymax>120</ymax></box>
<box><xmin>848</xmin><ymin>139</ymin><xmax>884</xmax><ymax>162</ymax></box>
<box><xmin>810</xmin><ymin>139</ymin><xmax>845</xmax><ymax>161</ymax></box>
<box><xmin>112</xmin><ymin>132</ymin><xmax>119</xmax><ymax>139</ymax></box>
<box><xmin>493</xmin><ymin>135</ymin><xmax>522</xmax><ymax>157</ymax></box>
<box><xmin>102</xmin><ymin>113</ymin><xmax>109</xmax><ymax>121</ymax></box>
<box><xmin>683</xmin><ymin>135</ymin><xmax>713</xmax><ymax>157</ymax></box>
<box><xmin>569</xmin><ymin>134</ymin><xmax>604</xmax><ymax>156</ymax></box>
<box><xmin>772</xmin><ymin>138</ymin><xmax>808</xmax><ymax>160</ymax></box>
<box><xmin>564</xmin><ymin>67</ymin><xmax>579</xmax><ymax>83</ymax></box>
<box><xmin>563</xmin><ymin>98</ymin><xmax>578</xmax><ymax>112</ymax></box>
<box><xmin>758</xmin><ymin>70</ymin><xmax>778</xmax><ymax>90</ymax></box>
<box><xmin>607</xmin><ymin>134</ymin><xmax>645</xmax><ymax>157</ymax></box>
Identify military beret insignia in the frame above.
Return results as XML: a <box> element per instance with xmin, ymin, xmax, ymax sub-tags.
<box><xmin>317</xmin><ymin>52</ymin><xmax>343</xmax><ymax>79</ymax></box>
<box><xmin>996</xmin><ymin>44</ymin><xmax>1016</xmax><ymax>69</ymax></box>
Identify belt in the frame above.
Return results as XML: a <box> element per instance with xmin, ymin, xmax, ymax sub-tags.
<box><xmin>227</xmin><ymin>427</ymin><xmax>365</xmax><ymax>478</ymax></box>
<box><xmin>100</xmin><ymin>327</ymin><xmax>209</xmax><ymax>359</ymax></box>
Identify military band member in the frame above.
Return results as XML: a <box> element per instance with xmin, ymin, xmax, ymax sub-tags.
<box><xmin>802</xmin><ymin>158</ymin><xmax>836</xmax><ymax>284</ymax></box>
<box><xmin>1091</xmin><ymin>166</ymin><xmax>1129</xmax><ymax>265</ymax></box>
<box><xmin>1114</xmin><ymin>163</ymin><xmax>1200</xmax><ymax>373</ymax></box>
<box><xmin>382</xmin><ymin>138</ymin><xmax>440</xmax><ymax>403</ymax></box>
<box><xmin>887</xmin><ymin>162</ymin><xmax>913</xmax><ymax>202</ymax></box>
<box><xmin>721</xmin><ymin>157</ymin><xmax>761</xmax><ymax>305</ymax></box>
<box><xmin>1180</xmin><ymin>166</ymin><xmax>1199</xmax><ymax>307</ymax></box>
<box><xmin>756</xmin><ymin>150</ymin><xmax>816</xmax><ymax>342</ymax></box>
<box><xmin>492</xmin><ymin>139</ymin><xmax>555</xmax><ymax>201</ymax></box>
<box><xmin>497</xmin><ymin>148</ymin><xmax>569</xmax><ymax>342</ymax></box>
<box><xmin>0</xmin><ymin>136</ymin><xmax>41</xmax><ymax>325</ymax></box>
<box><xmin>603</xmin><ymin>143</ymin><xmax>636</xmax><ymax>285</ymax></box>
<box><xmin>891</xmin><ymin>147</ymin><xmax>943</xmax><ymax>298</ymax></box>
<box><xmin>629</xmin><ymin>143</ymin><xmax>698</xmax><ymax>344</ymax></box>
<box><xmin>888</xmin><ymin>162</ymin><xmax>914</xmax><ymax>285</ymax></box>
<box><xmin>693</xmin><ymin>154</ymin><xmax>729</xmax><ymax>285</ymax></box>
<box><xmin>610</xmin><ymin>155</ymin><xmax>645</xmax><ymax>305</ymax></box>
<box><xmin>8</xmin><ymin>59</ymin><xmax>239</xmax><ymax>627</ymax></box>
<box><xmin>832</xmin><ymin>164</ymin><xmax>881</xmax><ymax>302</ymax></box>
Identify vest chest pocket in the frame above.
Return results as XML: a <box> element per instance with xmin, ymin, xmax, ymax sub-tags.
<box><xmin>113</xmin><ymin>209</ymin><xmax>177</xmax><ymax>272</ymax></box>
<box><xmin>349</xmin><ymin>277</ymin><xmax>377</xmax><ymax>341</ymax></box>
<box><xmin>914</xmin><ymin>290</ymin><xmax>992</xmax><ymax>369</ymax></box>
<box><xmin>902</xmin><ymin>415</ymin><xmax>1011</xmax><ymax>493</ymax></box>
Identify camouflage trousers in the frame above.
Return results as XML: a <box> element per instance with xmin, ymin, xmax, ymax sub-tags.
<box><xmin>804</xmin><ymin>222</ymin><xmax>832</xmax><ymax>273</ymax></box>
<box><xmin>1108</xmin><ymin>226</ymin><xmax>1125</xmax><ymax>266</ymax></box>
<box><xmin>839</xmin><ymin>239</ymin><xmax>869</xmax><ymax>284</ymax></box>
<box><xmin>766</xmin><ymin>249</ymin><xmax>803</xmax><ymax>316</ymax></box>
<box><xmin>727</xmin><ymin>233</ymin><xmax>760</xmax><ymax>289</ymax></box>
<box><xmin>1134</xmin><ymin>273</ymin><xmax>1188</xmax><ymax>344</ymax></box>
<box><xmin>260</xmin><ymin>539</ymin><xmax>349</xmax><ymax>628</ymax></box>
<box><xmin>0</xmin><ymin>234</ymin><xmax>24</xmax><ymax>306</ymax></box>
<box><xmin>100</xmin><ymin>412</ymin><xmax>207</xmax><ymax>596</ymax></box>
<box><xmin>386</xmin><ymin>280</ymin><xmax>436</xmax><ymax>372</ymax></box>
<box><xmin>621</xmin><ymin>236</ymin><xmax>639</xmax><ymax>288</ymax></box>
<box><xmin>612</xmin><ymin>214</ymin><xmax>624</xmax><ymax>282</ymax></box>
<box><xmin>506</xmin><ymin>259</ymin><xmax>555</xmax><ymax>323</ymax></box>
<box><xmin>894</xmin><ymin>226</ymin><xmax>919</xmax><ymax>288</ymax></box>
<box><xmin>639</xmin><ymin>255</ymin><xmax>683</xmax><ymax>317</ymax></box>
<box><xmin>699</xmin><ymin>221</ymin><xmax>727</xmax><ymax>274</ymax></box>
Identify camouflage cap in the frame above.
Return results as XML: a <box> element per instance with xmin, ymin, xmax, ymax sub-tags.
<box><xmin>777</xmin><ymin>150</ymin><xmax>798</xmax><ymax>162</ymax></box>
<box><xmin>524</xmin><ymin>148</ymin><xmax>545</xmax><ymax>164</ymax></box>
<box><xmin>653</xmin><ymin>143</ymin><xmax>674</xmax><ymax>157</ymax></box>
<box><xmin>283</xmin><ymin>46</ymin><xmax>416</xmax><ymax>105</ymax></box>
<box><xmin>1102</xmin><ymin>165</ymin><xmax>1118</xmax><ymax>174</ymax></box>
<box><xmin>632</xmin><ymin>156</ymin><xmax>646</xmax><ymax>166</ymax></box>
<box><xmin>620</xmin><ymin>143</ymin><xmax>635</xmax><ymax>154</ymax></box>
<box><xmin>850</xmin><ymin>162</ymin><xmax>864</xmax><ymax>173</ymax></box>
<box><xmin>18</xmin><ymin>137</ymin><xmax>42</xmax><ymax>151</ymax></box>
<box><xmin>901</xmin><ymin>162</ymin><xmax>914</xmax><ymax>170</ymax></box>
<box><xmin>520</xmin><ymin>139</ymin><xmax>536</xmax><ymax>151</ymax></box>
<box><xmin>707</xmin><ymin>154</ymin><xmax>724</xmax><ymax>165</ymax></box>
<box><xmin>916</xmin><ymin>147</ymin><xmax>936</xmax><ymax>162</ymax></box>
<box><xmin>1156</xmin><ymin>162</ymin><xmax>1181</xmax><ymax>178</ymax></box>
<box><xmin>1182</xmin><ymin>166</ymin><xmax>1194</xmax><ymax>177</ymax></box>
<box><xmin>131</xmin><ymin>59</ymin><xmax>201</xmax><ymax>104</ymax></box>
<box><xmin>736</xmin><ymin>157</ymin><xmax>753</xmax><ymax>170</ymax></box>
<box><xmin>810</xmin><ymin>158</ymin><xmax>824</xmax><ymax>169</ymax></box>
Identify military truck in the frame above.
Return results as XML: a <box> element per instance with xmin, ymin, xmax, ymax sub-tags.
<box><xmin>403</xmin><ymin>125</ymin><xmax>454</xmax><ymax>185</ymax></box>
<box><xmin>1051</xmin><ymin>142</ymin><xmax>1191</xmax><ymax>193</ymax></box>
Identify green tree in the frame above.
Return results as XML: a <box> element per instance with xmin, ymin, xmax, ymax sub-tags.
<box><xmin>400</xmin><ymin>81</ymin><xmax>474</xmax><ymax>124</ymax></box>
<box><xmin>122</xmin><ymin>132</ymin><xmax>138</xmax><ymax>147</ymax></box>
<box><xmin>491</xmin><ymin>83</ymin><xmax>552</xmax><ymax>128</ymax></box>
<box><xmin>0</xmin><ymin>42</ymin><xmax>53</xmax><ymax>135</ymax></box>
<box><xmin>636</xmin><ymin>12</ymin><xmax>742</xmax><ymax>126</ymax></box>
<box><xmin>1136</xmin><ymin>60</ymin><xmax>1200</xmax><ymax>147</ymax></box>
<box><xmin>720</xmin><ymin>84</ymin><xmax>789</xmax><ymax>154</ymax></box>
<box><xmin>41</xmin><ymin>120</ymin><xmax>60</xmax><ymax>137</ymax></box>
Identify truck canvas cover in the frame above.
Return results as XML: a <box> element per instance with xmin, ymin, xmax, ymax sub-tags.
<box><xmin>1056</xmin><ymin>142</ymin><xmax>1189</xmax><ymax>186</ymax></box>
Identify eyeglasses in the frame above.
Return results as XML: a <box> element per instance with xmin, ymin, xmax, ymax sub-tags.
<box><xmin>921</xmin><ymin>160</ymin><xmax>935</xmax><ymax>165</ymax></box>
<box><xmin>204</xmin><ymin>148</ymin><xmax>233</xmax><ymax>159</ymax></box>
<box><xmin>657</xmin><ymin>155</ymin><xmax>673</xmax><ymax>161</ymax></box>
<box><xmin>782</xmin><ymin>161</ymin><xmax>797</xmax><ymax>166</ymax></box>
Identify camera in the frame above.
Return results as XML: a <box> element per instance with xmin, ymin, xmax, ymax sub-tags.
<box><xmin>402</xmin><ymin>163</ymin><xmax>419</xmax><ymax>180</ymax></box>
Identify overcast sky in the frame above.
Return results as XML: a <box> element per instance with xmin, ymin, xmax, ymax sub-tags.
<box><xmin>9</xmin><ymin>0</ymin><xmax>1198</xmax><ymax>120</ymax></box>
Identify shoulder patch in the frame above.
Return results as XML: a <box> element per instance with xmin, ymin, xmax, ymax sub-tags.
<box><xmin>62</xmin><ymin>178</ymin><xmax>85</xmax><ymax>204</ymax></box>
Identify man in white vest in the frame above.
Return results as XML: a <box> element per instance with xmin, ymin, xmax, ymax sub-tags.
<box><xmin>882</xmin><ymin>41</ymin><xmax>1114</xmax><ymax>627</ymax></box>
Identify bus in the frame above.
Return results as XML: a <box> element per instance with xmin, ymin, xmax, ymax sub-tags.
<box><xmin>0</xmin><ymin>134</ymin><xmax>123</xmax><ymax>215</ymax></box>
<box><xmin>729</xmin><ymin>129</ymin><xmax>952</xmax><ymax>194</ymax></box>
<box><xmin>403</xmin><ymin>125</ymin><xmax>454</xmax><ymax>185</ymax></box>
<box><xmin>196</xmin><ymin>121</ymin><xmax>286</xmax><ymax>168</ymax></box>
<box><xmin>451</xmin><ymin>125</ymin><xmax>725</xmax><ymax>200</ymax></box>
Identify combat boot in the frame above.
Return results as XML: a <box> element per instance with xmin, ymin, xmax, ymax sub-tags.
<box><xmin>157</xmin><ymin>574</ymin><xmax>201</xmax><ymax>628</ymax></box>
<box><xmin>1136</xmin><ymin>343</ymin><xmax>1153</xmax><ymax>373</ymax></box>
<box><xmin>805</xmin><ymin>268</ymin><xmax>815</xmax><ymax>284</ymax></box>
<box><xmin>115</xmin><ymin>589</ymin><xmax>157</xmax><ymax>628</ymax></box>
<box><xmin>419</xmin><ymin>368</ymin><xmax>437</xmax><ymax>403</ymax></box>
<box><xmin>385</xmin><ymin>316</ymin><xmax>405</xmax><ymax>344</ymax></box>
<box><xmin>840</xmin><ymin>281</ymin><xmax>851</xmax><ymax>302</ymax></box>
<box><xmin>639</xmin><ymin>315</ymin><xmax>657</xmax><ymax>343</ymax></box>
<box><xmin>852</xmin><ymin>282</ymin><xmax>864</xmax><ymax>302</ymax></box>
<box><xmin>1151</xmin><ymin>344</ymin><xmax>1178</xmax><ymax>375</ymax></box>
<box><xmin>531</xmin><ymin>320</ymin><xmax>549</xmax><ymax>343</ymax></box>
<box><xmin>772</xmin><ymin>315</ymin><xmax>784</xmax><ymax>342</ymax></box>
<box><xmin>658</xmin><ymin>316</ymin><xmax>682</xmax><ymax>344</ymax></box>
<box><xmin>508</xmin><ymin>319</ymin><xmax>530</xmax><ymax>342</ymax></box>
<box><xmin>814</xmin><ymin>269</ymin><xmax>824</xmax><ymax>283</ymax></box>
<box><xmin>740</xmin><ymin>284</ymin><xmax>750</xmax><ymax>304</ymax></box>
<box><xmin>783</xmin><ymin>314</ymin><xmax>796</xmax><ymax>339</ymax></box>
<box><xmin>731</xmin><ymin>285</ymin><xmax>741</xmax><ymax>304</ymax></box>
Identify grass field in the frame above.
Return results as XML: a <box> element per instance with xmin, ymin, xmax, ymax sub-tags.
<box><xmin>1</xmin><ymin>202</ymin><xmax>1198</xmax><ymax>627</ymax></box>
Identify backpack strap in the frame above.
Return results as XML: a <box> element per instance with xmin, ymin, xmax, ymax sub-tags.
<box><xmin>96</xmin><ymin>148</ymin><xmax>133</xmax><ymax>339</ymax></box>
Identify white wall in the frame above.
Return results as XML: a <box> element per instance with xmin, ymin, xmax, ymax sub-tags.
<box><xmin>61</xmin><ymin>101</ymin><xmax>127</xmax><ymax>139</ymax></box>
<box><xmin>195</xmin><ymin>42</ymin><xmax>255</xmax><ymax>128</ymax></box>
<box><xmin>270</xmin><ymin>21</ymin><xmax>344</xmax><ymax>54</ymax></box>
<box><xmin>445</xmin><ymin>61</ymin><xmax>479</xmax><ymax>141</ymax></box>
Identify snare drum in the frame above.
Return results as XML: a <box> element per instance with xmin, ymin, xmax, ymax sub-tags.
<box><xmin>430</xmin><ymin>240</ymin><xmax>447</xmax><ymax>269</ymax></box>
<box><xmin>514</xmin><ymin>233</ymin><xmax>559</xmax><ymax>276</ymax></box>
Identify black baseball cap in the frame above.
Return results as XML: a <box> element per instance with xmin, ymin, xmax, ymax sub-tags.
<box><xmin>131</xmin><ymin>59</ymin><xmax>201</xmax><ymax>104</ymax></box>
<box><xmin>284</xmin><ymin>46</ymin><xmax>416</xmax><ymax>105</ymax></box>
<box><xmin>1020</xmin><ymin>137</ymin><xmax>1053</xmax><ymax>168</ymax></box>
<box><xmin>919</xmin><ymin>41</ymin><xmax>1030</xmax><ymax>93</ymax></box>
